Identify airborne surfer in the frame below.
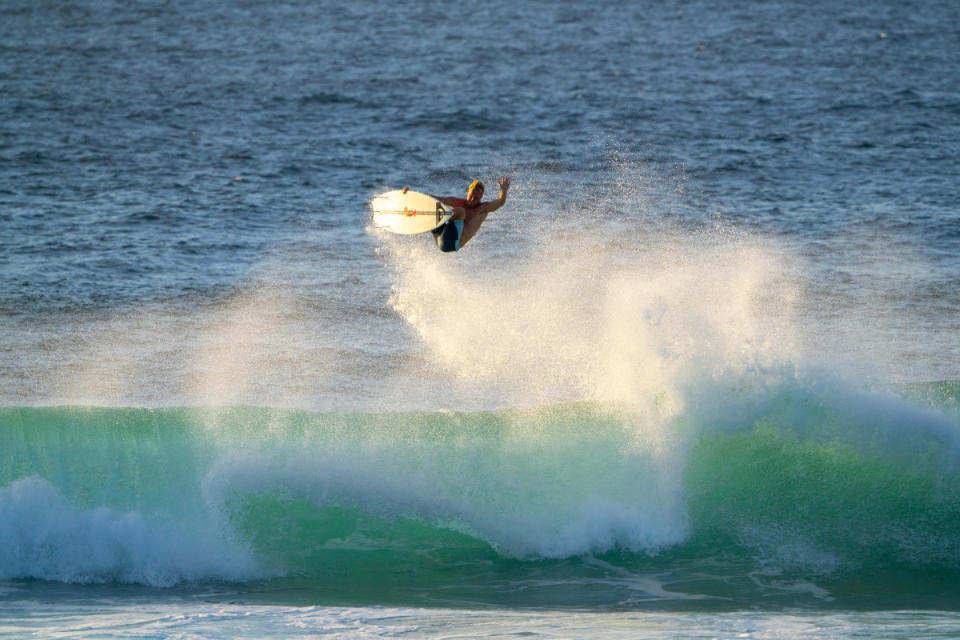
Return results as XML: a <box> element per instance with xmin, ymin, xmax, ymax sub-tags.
<box><xmin>403</xmin><ymin>175</ymin><xmax>511</xmax><ymax>252</ymax></box>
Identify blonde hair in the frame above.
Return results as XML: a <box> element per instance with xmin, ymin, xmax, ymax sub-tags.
<box><xmin>468</xmin><ymin>180</ymin><xmax>485</xmax><ymax>195</ymax></box>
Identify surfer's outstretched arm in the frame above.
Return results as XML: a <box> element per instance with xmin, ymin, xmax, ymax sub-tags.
<box><xmin>479</xmin><ymin>176</ymin><xmax>510</xmax><ymax>214</ymax></box>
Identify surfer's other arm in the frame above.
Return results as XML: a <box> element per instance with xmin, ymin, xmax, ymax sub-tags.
<box><xmin>401</xmin><ymin>186</ymin><xmax>458</xmax><ymax>208</ymax></box>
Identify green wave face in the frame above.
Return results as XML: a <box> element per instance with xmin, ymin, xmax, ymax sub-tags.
<box><xmin>2</xmin><ymin>381</ymin><xmax>959</xmax><ymax>608</ymax></box>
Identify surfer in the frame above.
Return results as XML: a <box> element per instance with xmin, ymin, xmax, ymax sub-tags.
<box><xmin>403</xmin><ymin>176</ymin><xmax>511</xmax><ymax>252</ymax></box>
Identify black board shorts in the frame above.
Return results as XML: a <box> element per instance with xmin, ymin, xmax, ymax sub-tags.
<box><xmin>431</xmin><ymin>219</ymin><xmax>464</xmax><ymax>252</ymax></box>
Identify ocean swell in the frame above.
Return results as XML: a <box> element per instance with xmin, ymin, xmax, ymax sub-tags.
<box><xmin>1</xmin><ymin>386</ymin><xmax>959</xmax><ymax>601</ymax></box>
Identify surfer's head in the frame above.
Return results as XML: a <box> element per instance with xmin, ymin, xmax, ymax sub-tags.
<box><xmin>467</xmin><ymin>180</ymin><xmax>484</xmax><ymax>205</ymax></box>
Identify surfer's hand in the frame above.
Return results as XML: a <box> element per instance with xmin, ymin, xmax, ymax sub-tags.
<box><xmin>402</xmin><ymin>187</ymin><xmax>409</xmax><ymax>194</ymax></box>
<box><xmin>498</xmin><ymin>176</ymin><xmax>510</xmax><ymax>193</ymax></box>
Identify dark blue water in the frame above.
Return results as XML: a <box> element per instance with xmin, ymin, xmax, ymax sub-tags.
<box><xmin>2</xmin><ymin>0</ymin><xmax>960</xmax><ymax>636</ymax></box>
<box><xmin>4</xmin><ymin>0</ymin><xmax>958</xmax><ymax>301</ymax></box>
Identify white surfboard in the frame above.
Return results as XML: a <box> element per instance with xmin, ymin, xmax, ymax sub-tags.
<box><xmin>370</xmin><ymin>190</ymin><xmax>453</xmax><ymax>235</ymax></box>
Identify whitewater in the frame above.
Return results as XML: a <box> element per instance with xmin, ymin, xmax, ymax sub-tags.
<box><xmin>3</xmin><ymin>218</ymin><xmax>960</xmax><ymax>612</ymax></box>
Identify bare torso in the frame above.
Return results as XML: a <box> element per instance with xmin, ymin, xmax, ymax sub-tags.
<box><xmin>443</xmin><ymin>198</ymin><xmax>489</xmax><ymax>247</ymax></box>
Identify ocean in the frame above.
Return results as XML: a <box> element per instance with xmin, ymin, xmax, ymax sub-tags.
<box><xmin>2</xmin><ymin>0</ymin><xmax>959</xmax><ymax>637</ymax></box>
